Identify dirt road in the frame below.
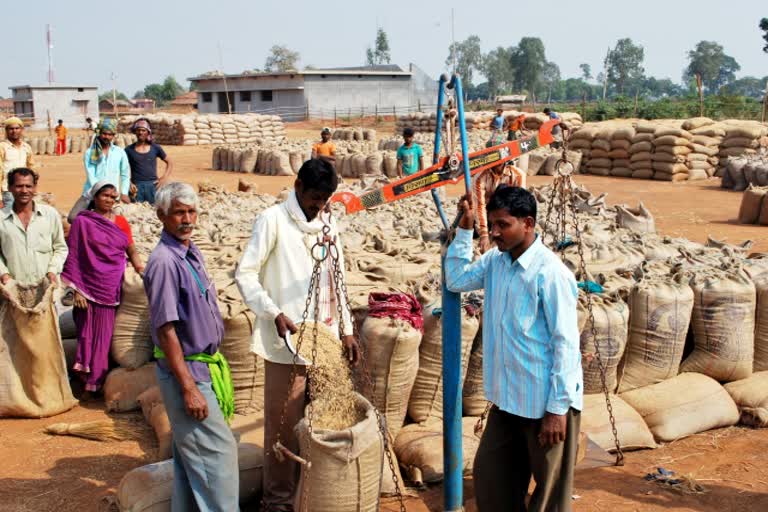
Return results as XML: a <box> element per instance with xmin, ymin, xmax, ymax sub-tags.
<box><xmin>1</xmin><ymin>141</ymin><xmax>766</xmax><ymax>511</ymax></box>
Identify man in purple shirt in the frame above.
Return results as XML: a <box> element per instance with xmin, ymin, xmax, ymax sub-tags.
<box><xmin>143</xmin><ymin>182</ymin><xmax>239</xmax><ymax>512</ymax></box>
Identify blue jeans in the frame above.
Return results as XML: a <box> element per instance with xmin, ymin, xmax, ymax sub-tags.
<box><xmin>134</xmin><ymin>180</ymin><xmax>157</xmax><ymax>204</ymax></box>
<box><xmin>156</xmin><ymin>367</ymin><xmax>240</xmax><ymax>512</ymax></box>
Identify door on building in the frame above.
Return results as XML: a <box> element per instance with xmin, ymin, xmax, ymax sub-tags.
<box><xmin>217</xmin><ymin>92</ymin><xmax>235</xmax><ymax>113</ymax></box>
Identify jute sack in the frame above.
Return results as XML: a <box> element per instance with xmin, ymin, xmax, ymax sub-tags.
<box><xmin>111</xmin><ymin>268</ymin><xmax>153</xmax><ymax>369</ymax></box>
<box><xmin>408</xmin><ymin>303</ymin><xmax>479</xmax><ymax>423</ymax></box>
<box><xmin>723</xmin><ymin>371</ymin><xmax>768</xmax><ymax>427</ymax></box>
<box><xmin>294</xmin><ymin>393</ymin><xmax>383</xmax><ymax>512</ymax></box>
<box><xmin>0</xmin><ymin>280</ymin><xmax>77</xmax><ymax>418</ymax></box>
<box><xmin>581</xmin><ymin>394</ymin><xmax>656</xmax><ymax>451</ymax></box>
<box><xmin>579</xmin><ymin>293</ymin><xmax>629</xmax><ymax>394</ymax></box>
<box><xmin>653</xmin><ymin>171</ymin><xmax>689</xmax><ymax>182</ymax></box>
<box><xmin>632</xmin><ymin>169</ymin><xmax>654</xmax><ymax>179</ymax></box>
<box><xmin>681</xmin><ymin>266</ymin><xmax>756</xmax><ymax>382</ymax></box>
<box><xmin>137</xmin><ymin>385</ymin><xmax>172</xmax><ymax>460</ymax></box>
<box><xmin>463</xmin><ymin>327</ymin><xmax>487</xmax><ymax>416</ymax></box>
<box><xmin>619</xmin><ymin>372</ymin><xmax>739</xmax><ymax>442</ymax></box>
<box><xmin>615</xmin><ymin>203</ymin><xmax>655</xmax><ymax>233</ymax></box>
<box><xmin>737</xmin><ymin>185</ymin><xmax>766</xmax><ymax>224</ymax></box>
<box><xmin>753</xmin><ymin>275</ymin><xmax>768</xmax><ymax>371</ymax></box>
<box><xmin>618</xmin><ymin>274</ymin><xmax>693</xmax><ymax>393</ymax></box>
<box><xmin>359</xmin><ymin>314</ymin><xmax>422</xmax><ymax>439</ymax></box>
<box><xmin>116</xmin><ymin>443</ymin><xmax>264</xmax><ymax>512</ymax></box>
<box><xmin>103</xmin><ymin>363</ymin><xmax>158</xmax><ymax>412</ymax></box>
<box><xmin>219</xmin><ymin>311</ymin><xmax>264</xmax><ymax>414</ymax></box>
<box><xmin>394</xmin><ymin>417</ymin><xmax>481</xmax><ymax>486</ymax></box>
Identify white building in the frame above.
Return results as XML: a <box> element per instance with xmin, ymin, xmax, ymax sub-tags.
<box><xmin>188</xmin><ymin>64</ymin><xmax>437</xmax><ymax>120</ymax></box>
<box><xmin>10</xmin><ymin>84</ymin><xmax>99</xmax><ymax>129</ymax></box>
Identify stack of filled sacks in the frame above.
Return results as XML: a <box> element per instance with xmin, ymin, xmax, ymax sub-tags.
<box><xmin>567</xmin><ymin>124</ymin><xmax>594</xmax><ymax>171</ymax></box>
<box><xmin>684</xmin><ymin>117</ymin><xmax>723</xmax><ymax>179</ymax></box>
<box><xmin>651</xmin><ymin>123</ymin><xmax>692</xmax><ymax>182</ymax></box>
<box><xmin>629</xmin><ymin>121</ymin><xmax>655</xmax><ymax>179</ymax></box>
<box><xmin>718</xmin><ymin>121</ymin><xmax>768</xmax><ymax>175</ymax></box>
<box><xmin>586</xmin><ymin>124</ymin><xmax>613</xmax><ymax>176</ymax></box>
<box><xmin>608</xmin><ymin>124</ymin><xmax>635</xmax><ymax>178</ymax></box>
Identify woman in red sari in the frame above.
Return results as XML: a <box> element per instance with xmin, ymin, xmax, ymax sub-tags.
<box><xmin>62</xmin><ymin>180</ymin><xmax>144</xmax><ymax>397</ymax></box>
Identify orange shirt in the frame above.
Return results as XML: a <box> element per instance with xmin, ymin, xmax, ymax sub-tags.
<box><xmin>55</xmin><ymin>125</ymin><xmax>68</xmax><ymax>140</ymax></box>
<box><xmin>312</xmin><ymin>141</ymin><xmax>336</xmax><ymax>157</ymax></box>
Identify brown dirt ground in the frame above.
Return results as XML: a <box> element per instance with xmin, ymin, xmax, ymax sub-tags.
<box><xmin>2</xmin><ymin>129</ymin><xmax>768</xmax><ymax>511</ymax></box>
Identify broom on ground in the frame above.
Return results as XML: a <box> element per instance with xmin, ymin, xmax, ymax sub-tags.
<box><xmin>44</xmin><ymin>417</ymin><xmax>152</xmax><ymax>442</ymax></box>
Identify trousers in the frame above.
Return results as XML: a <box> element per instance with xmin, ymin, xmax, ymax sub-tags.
<box><xmin>156</xmin><ymin>367</ymin><xmax>240</xmax><ymax>512</ymax></box>
<box><xmin>134</xmin><ymin>180</ymin><xmax>157</xmax><ymax>204</ymax></box>
<box><xmin>474</xmin><ymin>406</ymin><xmax>581</xmax><ymax>512</ymax></box>
<box><xmin>263</xmin><ymin>360</ymin><xmax>307</xmax><ymax>511</ymax></box>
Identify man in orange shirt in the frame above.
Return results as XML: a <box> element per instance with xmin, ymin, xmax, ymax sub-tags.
<box><xmin>55</xmin><ymin>120</ymin><xmax>67</xmax><ymax>156</ymax></box>
<box><xmin>311</xmin><ymin>127</ymin><xmax>336</xmax><ymax>166</ymax></box>
<box><xmin>473</xmin><ymin>163</ymin><xmax>527</xmax><ymax>253</ymax></box>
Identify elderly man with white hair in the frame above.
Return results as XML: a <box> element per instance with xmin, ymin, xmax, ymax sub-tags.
<box><xmin>143</xmin><ymin>182</ymin><xmax>239</xmax><ymax>512</ymax></box>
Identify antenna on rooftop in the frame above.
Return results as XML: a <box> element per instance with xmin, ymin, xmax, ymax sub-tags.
<box><xmin>46</xmin><ymin>24</ymin><xmax>54</xmax><ymax>84</ymax></box>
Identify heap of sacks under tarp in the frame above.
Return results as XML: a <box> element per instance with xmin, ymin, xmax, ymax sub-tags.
<box><xmin>395</xmin><ymin>110</ymin><xmax>584</xmax><ymax>134</ymax></box>
<box><xmin>51</xmin><ymin>178</ymin><xmax>768</xmax><ymax>511</ymax></box>
<box><xmin>117</xmin><ymin>113</ymin><xmax>287</xmax><ymax>146</ymax></box>
<box><xmin>569</xmin><ymin>117</ymin><xmax>768</xmax><ymax>181</ymax></box>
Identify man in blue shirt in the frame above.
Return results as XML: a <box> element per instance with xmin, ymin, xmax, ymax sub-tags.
<box><xmin>396</xmin><ymin>127</ymin><xmax>424</xmax><ymax>178</ymax></box>
<box><xmin>446</xmin><ymin>185</ymin><xmax>582</xmax><ymax>512</ymax></box>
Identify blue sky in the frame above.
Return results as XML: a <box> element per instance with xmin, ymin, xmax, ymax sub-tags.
<box><xmin>2</xmin><ymin>0</ymin><xmax>765</xmax><ymax>96</ymax></box>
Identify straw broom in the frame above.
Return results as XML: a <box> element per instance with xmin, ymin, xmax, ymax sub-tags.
<box><xmin>44</xmin><ymin>417</ymin><xmax>152</xmax><ymax>442</ymax></box>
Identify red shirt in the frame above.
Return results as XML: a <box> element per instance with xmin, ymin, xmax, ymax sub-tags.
<box><xmin>114</xmin><ymin>215</ymin><xmax>134</xmax><ymax>245</ymax></box>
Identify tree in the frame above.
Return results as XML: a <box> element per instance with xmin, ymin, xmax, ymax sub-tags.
<box><xmin>684</xmin><ymin>41</ymin><xmax>740</xmax><ymax>94</ymax></box>
<box><xmin>761</xmin><ymin>18</ymin><xmax>768</xmax><ymax>53</ymax></box>
<box><xmin>99</xmin><ymin>91</ymin><xmax>129</xmax><ymax>102</ymax></box>
<box><xmin>579</xmin><ymin>63</ymin><xmax>592</xmax><ymax>81</ymax></box>
<box><xmin>141</xmin><ymin>76</ymin><xmax>185</xmax><ymax>106</ymax></box>
<box><xmin>481</xmin><ymin>46</ymin><xmax>515</xmax><ymax>99</ymax></box>
<box><xmin>264</xmin><ymin>45</ymin><xmax>300</xmax><ymax>72</ymax></box>
<box><xmin>509</xmin><ymin>37</ymin><xmax>547</xmax><ymax>104</ymax></box>
<box><xmin>606</xmin><ymin>38</ymin><xmax>645</xmax><ymax>95</ymax></box>
<box><xmin>446</xmin><ymin>35</ymin><xmax>483</xmax><ymax>87</ymax></box>
<box><xmin>366</xmin><ymin>28</ymin><xmax>392</xmax><ymax>65</ymax></box>
<box><xmin>540</xmin><ymin>61</ymin><xmax>561</xmax><ymax>103</ymax></box>
<box><xmin>723</xmin><ymin>76</ymin><xmax>768</xmax><ymax>98</ymax></box>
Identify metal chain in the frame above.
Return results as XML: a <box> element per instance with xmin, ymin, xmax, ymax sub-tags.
<box><xmin>327</xmin><ymin>217</ymin><xmax>408</xmax><ymax>512</ymax></box>
<box><xmin>540</xmin><ymin>135</ymin><xmax>625</xmax><ymax>466</ymax></box>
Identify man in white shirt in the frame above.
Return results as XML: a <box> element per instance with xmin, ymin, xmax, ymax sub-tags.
<box><xmin>236</xmin><ymin>158</ymin><xmax>359</xmax><ymax>511</ymax></box>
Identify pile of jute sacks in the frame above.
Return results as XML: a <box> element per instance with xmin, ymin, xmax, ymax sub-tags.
<box><xmin>570</xmin><ymin>117</ymin><xmax>768</xmax><ymax>181</ymax></box>
<box><xmin>23</xmin><ymin>134</ymin><xmax>98</xmax><ymax>155</ymax></box>
<box><xmin>117</xmin><ymin>114</ymin><xmax>287</xmax><ymax>146</ymax></box>
<box><xmin>395</xmin><ymin>110</ymin><xmax>584</xmax><ymax>134</ymax></box>
<box><xmin>44</xmin><ymin>178</ymin><xmax>767</xmax><ymax>510</ymax></box>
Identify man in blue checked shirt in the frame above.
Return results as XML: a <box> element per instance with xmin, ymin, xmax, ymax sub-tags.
<box><xmin>446</xmin><ymin>185</ymin><xmax>583</xmax><ymax>512</ymax></box>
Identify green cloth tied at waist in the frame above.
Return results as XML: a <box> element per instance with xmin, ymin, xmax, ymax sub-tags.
<box><xmin>153</xmin><ymin>346</ymin><xmax>235</xmax><ymax>422</ymax></box>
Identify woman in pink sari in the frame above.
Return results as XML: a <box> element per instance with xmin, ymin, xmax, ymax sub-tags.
<box><xmin>62</xmin><ymin>181</ymin><xmax>144</xmax><ymax>396</ymax></box>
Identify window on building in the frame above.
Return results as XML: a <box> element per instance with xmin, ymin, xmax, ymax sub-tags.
<box><xmin>261</xmin><ymin>90</ymin><xmax>273</xmax><ymax>102</ymax></box>
<box><xmin>202</xmin><ymin>92</ymin><xmax>212</xmax><ymax>103</ymax></box>
<box><xmin>77</xmin><ymin>88</ymin><xmax>84</xmax><ymax>92</ymax></box>
<box><xmin>240</xmin><ymin>91</ymin><xmax>252</xmax><ymax>102</ymax></box>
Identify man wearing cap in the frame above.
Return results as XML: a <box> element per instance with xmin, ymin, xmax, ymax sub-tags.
<box><xmin>0</xmin><ymin>117</ymin><xmax>36</xmax><ymax>210</ymax></box>
<box><xmin>125</xmin><ymin>118</ymin><xmax>173</xmax><ymax>205</ymax></box>
<box><xmin>311</xmin><ymin>127</ymin><xmax>336</xmax><ymax>166</ymax></box>
<box><xmin>70</xmin><ymin>118</ymin><xmax>130</xmax><ymax>222</ymax></box>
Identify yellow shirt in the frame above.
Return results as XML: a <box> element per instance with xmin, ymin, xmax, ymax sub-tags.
<box><xmin>0</xmin><ymin>141</ymin><xmax>36</xmax><ymax>192</ymax></box>
<box><xmin>55</xmin><ymin>125</ymin><xmax>68</xmax><ymax>140</ymax></box>
<box><xmin>312</xmin><ymin>141</ymin><xmax>336</xmax><ymax>157</ymax></box>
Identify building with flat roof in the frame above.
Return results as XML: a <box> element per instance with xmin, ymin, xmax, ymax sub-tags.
<box><xmin>188</xmin><ymin>64</ymin><xmax>437</xmax><ymax>120</ymax></box>
<box><xmin>10</xmin><ymin>84</ymin><xmax>98</xmax><ymax>129</ymax></box>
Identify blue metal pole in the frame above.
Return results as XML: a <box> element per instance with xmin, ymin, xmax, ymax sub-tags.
<box><xmin>431</xmin><ymin>74</ymin><xmax>449</xmax><ymax>230</ymax></box>
<box><xmin>441</xmin><ymin>73</ymin><xmax>472</xmax><ymax>512</ymax></box>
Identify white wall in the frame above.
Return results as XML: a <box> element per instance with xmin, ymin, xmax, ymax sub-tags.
<box><xmin>28</xmin><ymin>88</ymin><xmax>99</xmax><ymax>129</ymax></box>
